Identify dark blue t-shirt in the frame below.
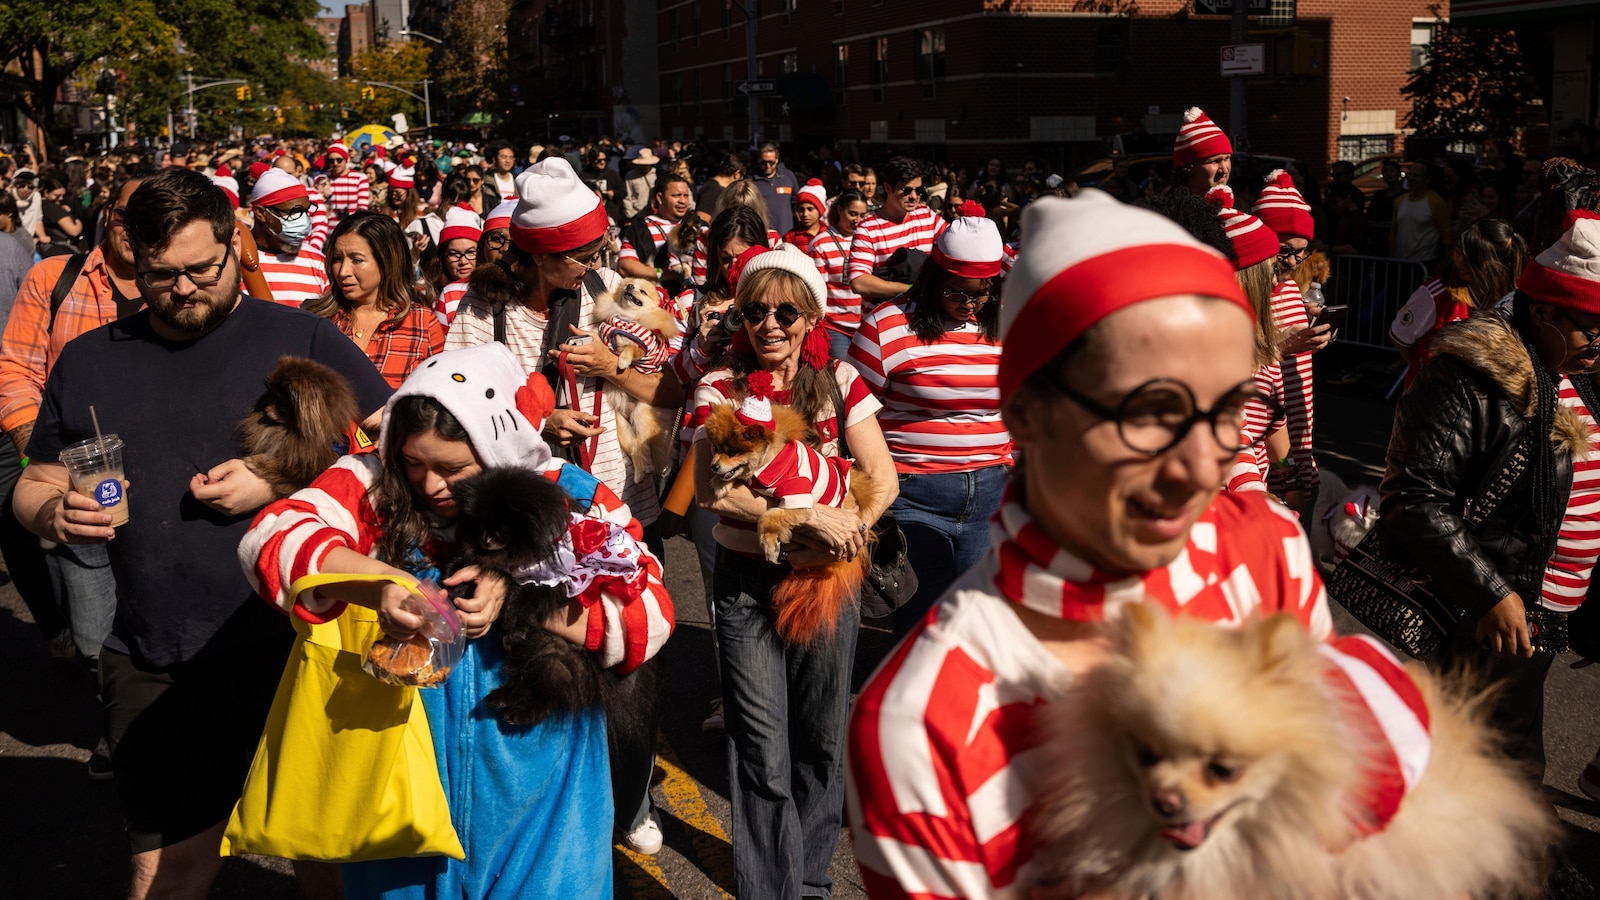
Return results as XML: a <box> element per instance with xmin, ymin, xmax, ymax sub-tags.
<box><xmin>29</xmin><ymin>298</ymin><xmax>393</xmax><ymax>668</ymax></box>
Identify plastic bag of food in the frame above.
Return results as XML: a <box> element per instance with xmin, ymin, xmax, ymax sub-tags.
<box><xmin>364</xmin><ymin>580</ymin><xmax>464</xmax><ymax>687</ymax></box>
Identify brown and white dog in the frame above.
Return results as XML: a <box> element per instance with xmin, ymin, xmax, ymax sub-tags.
<box><xmin>591</xmin><ymin>277</ymin><xmax>681</xmax><ymax>481</ymax></box>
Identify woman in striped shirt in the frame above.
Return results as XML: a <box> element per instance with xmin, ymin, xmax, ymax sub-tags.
<box><xmin>848</xmin><ymin>202</ymin><xmax>1012</xmax><ymax>638</ymax></box>
<box><xmin>809</xmin><ymin>188</ymin><xmax>869</xmax><ymax>361</ymax></box>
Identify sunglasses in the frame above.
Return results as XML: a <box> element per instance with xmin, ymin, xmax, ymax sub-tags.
<box><xmin>847</xmin><ymin>179</ymin><xmax>866</xmax><ymax>187</ymax></box>
<box><xmin>943</xmin><ymin>290</ymin><xmax>990</xmax><ymax>306</ymax></box>
<box><xmin>734</xmin><ymin>301</ymin><xmax>803</xmax><ymax>328</ymax></box>
<box><xmin>899</xmin><ymin>184</ymin><xmax>927</xmax><ymax>198</ymax></box>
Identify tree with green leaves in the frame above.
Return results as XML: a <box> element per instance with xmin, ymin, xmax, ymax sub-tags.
<box><xmin>1402</xmin><ymin>11</ymin><xmax>1538</xmax><ymax>140</ymax></box>
<box><xmin>347</xmin><ymin>42</ymin><xmax>431</xmax><ymax>129</ymax></box>
<box><xmin>438</xmin><ymin>0</ymin><xmax>510</xmax><ymax>122</ymax></box>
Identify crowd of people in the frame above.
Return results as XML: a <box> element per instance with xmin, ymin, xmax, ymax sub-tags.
<box><xmin>0</xmin><ymin>102</ymin><xmax>1596</xmax><ymax>900</ymax></box>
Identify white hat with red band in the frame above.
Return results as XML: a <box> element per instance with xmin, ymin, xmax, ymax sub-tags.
<box><xmin>1518</xmin><ymin>209</ymin><xmax>1600</xmax><ymax>314</ymax></box>
<box><xmin>326</xmin><ymin>143</ymin><xmax>350</xmax><ymax>160</ymax></box>
<box><xmin>388</xmin><ymin>165</ymin><xmax>415</xmax><ymax>190</ymax></box>
<box><xmin>249</xmin><ymin>168</ymin><xmax>308</xmax><ymax>209</ymax></box>
<box><xmin>998</xmin><ymin>191</ymin><xmax>1251</xmax><ymax>399</ymax></box>
<box><xmin>796</xmin><ymin>179</ymin><xmax>827</xmax><ymax>214</ymax></box>
<box><xmin>932</xmin><ymin>200</ymin><xmax>1004</xmax><ymax>279</ymax></box>
<box><xmin>212</xmin><ymin>175</ymin><xmax>241</xmax><ymax>209</ymax></box>
<box><xmin>509</xmin><ymin>157</ymin><xmax>609</xmax><ymax>255</ymax></box>
<box><xmin>484</xmin><ymin>198</ymin><xmax>517</xmax><ymax>232</ymax></box>
<box><xmin>439</xmin><ymin>205</ymin><xmax>484</xmax><ymax>245</ymax></box>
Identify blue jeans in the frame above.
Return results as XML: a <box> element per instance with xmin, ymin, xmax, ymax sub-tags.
<box><xmin>889</xmin><ymin>465</ymin><xmax>1010</xmax><ymax>640</ymax></box>
<box><xmin>714</xmin><ymin>548</ymin><xmax>858</xmax><ymax>899</ymax></box>
<box><xmin>827</xmin><ymin>328</ymin><xmax>853</xmax><ymax>365</ymax></box>
<box><xmin>47</xmin><ymin>542</ymin><xmax>117</xmax><ymax>660</ymax></box>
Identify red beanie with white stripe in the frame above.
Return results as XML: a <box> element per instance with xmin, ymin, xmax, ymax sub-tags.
<box><xmin>1206</xmin><ymin>186</ymin><xmax>1277</xmax><ymax>270</ymax></box>
<box><xmin>439</xmin><ymin>205</ymin><xmax>484</xmax><ymax>245</ymax></box>
<box><xmin>249</xmin><ymin>168</ymin><xmax>308</xmax><ymax>209</ymax></box>
<box><xmin>796</xmin><ymin>179</ymin><xmax>827</xmax><ymax>214</ymax></box>
<box><xmin>932</xmin><ymin>200</ymin><xmax>1004</xmax><ymax>279</ymax></box>
<box><xmin>509</xmin><ymin>158</ymin><xmax>609</xmax><ymax>255</ymax></box>
<box><xmin>326</xmin><ymin>144</ymin><xmax>350</xmax><ymax>161</ymax></box>
<box><xmin>1252</xmin><ymin>169</ymin><xmax>1314</xmax><ymax>242</ymax></box>
<box><xmin>1518</xmin><ymin>210</ymin><xmax>1600</xmax><ymax>314</ymax></box>
<box><xmin>1174</xmin><ymin>107</ymin><xmax>1232</xmax><ymax>168</ymax></box>
<box><xmin>998</xmin><ymin>191</ymin><xmax>1250</xmax><ymax>399</ymax></box>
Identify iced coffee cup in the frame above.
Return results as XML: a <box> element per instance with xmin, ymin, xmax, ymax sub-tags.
<box><xmin>60</xmin><ymin>435</ymin><xmax>128</xmax><ymax>527</ymax></box>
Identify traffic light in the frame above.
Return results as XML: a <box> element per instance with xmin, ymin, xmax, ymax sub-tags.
<box><xmin>235</xmin><ymin>85</ymin><xmax>252</xmax><ymax>101</ymax></box>
<box><xmin>361</xmin><ymin>87</ymin><xmax>375</xmax><ymax>101</ymax></box>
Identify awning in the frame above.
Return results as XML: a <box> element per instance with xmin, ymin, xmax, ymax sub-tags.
<box><xmin>1452</xmin><ymin>0</ymin><xmax>1600</xmax><ymax>23</ymax></box>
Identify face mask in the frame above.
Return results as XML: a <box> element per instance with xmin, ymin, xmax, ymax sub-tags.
<box><xmin>278</xmin><ymin>213</ymin><xmax>313</xmax><ymax>248</ymax></box>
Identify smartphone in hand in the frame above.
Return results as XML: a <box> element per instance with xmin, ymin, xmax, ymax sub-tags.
<box><xmin>1312</xmin><ymin>304</ymin><xmax>1348</xmax><ymax>332</ymax></box>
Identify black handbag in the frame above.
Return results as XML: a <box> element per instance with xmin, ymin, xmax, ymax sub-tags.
<box><xmin>828</xmin><ymin>371</ymin><xmax>918</xmax><ymax>619</ymax></box>
<box><xmin>1327</xmin><ymin>436</ymin><xmax>1532</xmax><ymax>660</ymax></box>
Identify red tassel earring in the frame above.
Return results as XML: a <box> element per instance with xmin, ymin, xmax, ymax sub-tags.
<box><xmin>802</xmin><ymin>327</ymin><xmax>832</xmax><ymax>370</ymax></box>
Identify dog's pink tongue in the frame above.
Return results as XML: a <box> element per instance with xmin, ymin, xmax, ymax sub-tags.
<box><xmin>1160</xmin><ymin>820</ymin><xmax>1208</xmax><ymax>849</ymax></box>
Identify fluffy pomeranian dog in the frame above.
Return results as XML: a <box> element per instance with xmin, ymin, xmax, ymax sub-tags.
<box><xmin>448</xmin><ymin>466</ymin><xmax>660</xmax><ymax>750</ymax></box>
<box><xmin>1292</xmin><ymin>248</ymin><xmax>1333</xmax><ymax>298</ymax></box>
<box><xmin>1031</xmin><ymin>604</ymin><xmax>1555</xmax><ymax>900</ymax></box>
<box><xmin>702</xmin><ymin>372</ymin><xmax>875</xmax><ymax>646</ymax></box>
<box><xmin>236</xmin><ymin>356</ymin><xmax>362</xmax><ymax>499</ymax></box>
<box><xmin>591</xmin><ymin>277</ymin><xmax>682</xmax><ymax>482</ymax></box>
<box><xmin>1309</xmin><ymin>469</ymin><xmax>1380</xmax><ymax>573</ymax></box>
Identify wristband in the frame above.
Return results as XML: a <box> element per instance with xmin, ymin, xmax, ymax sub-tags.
<box><xmin>1269</xmin><ymin>458</ymin><xmax>1294</xmax><ymax>472</ymax></box>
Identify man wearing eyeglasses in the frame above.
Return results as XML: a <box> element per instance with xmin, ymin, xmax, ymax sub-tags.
<box><xmin>13</xmin><ymin>167</ymin><xmax>390</xmax><ymax>900</ymax></box>
<box><xmin>847</xmin><ymin>190</ymin><xmax>1334</xmax><ymax>899</ymax></box>
<box><xmin>750</xmin><ymin>142</ymin><xmax>799</xmax><ymax>236</ymax></box>
<box><xmin>848</xmin><ymin>156</ymin><xmax>948</xmax><ymax>303</ymax></box>
<box><xmin>248</xmin><ymin>169</ymin><xmax>330</xmax><ymax>308</ymax></box>
<box><xmin>0</xmin><ymin>174</ymin><xmax>148</xmax><ymax>718</ymax></box>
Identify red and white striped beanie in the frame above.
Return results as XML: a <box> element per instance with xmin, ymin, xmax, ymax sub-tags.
<box><xmin>735</xmin><ymin>370</ymin><xmax>778</xmax><ymax>429</ymax></box>
<box><xmin>932</xmin><ymin>200</ymin><xmax>1003</xmax><ymax>279</ymax></box>
<box><xmin>1317</xmin><ymin>635</ymin><xmax>1431</xmax><ymax>834</ymax></box>
<box><xmin>484</xmin><ymin>198</ymin><xmax>517</xmax><ymax>232</ymax></box>
<box><xmin>998</xmin><ymin>191</ymin><xmax>1250</xmax><ymax>399</ymax></box>
<box><xmin>1518</xmin><ymin>209</ymin><xmax>1600</xmax><ymax>314</ymax></box>
<box><xmin>388</xmin><ymin>165</ymin><xmax>415</xmax><ymax>190</ymax></box>
<box><xmin>1206</xmin><ymin>185</ymin><xmax>1277</xmax><ymax>270</ymax></box>
<box><xmin>249</xmin><ymin>168</ymin><xmax>308</xmax><ymax>209</ymax></box>
<box><xmin>1252</xmin><ymin>169</ymin><xmax>1314</xmax><ymax>241</ymax></box>
<box><xmin>211</xmin><ymin>175</ymin><xmax>241</xmax><ymax>209</ymax></box>
<box><xmin>439</xmin><ymin>205</ymin><xmax>483</xmax><ymax>245</ymax></box>
<box><xmin>1174</xmin><ymin>107</ymin><xmax>1232</xmax><ymax>168</ymax></box>
<box><xmin>795</xmin><ymin>179</ymin><xmax>827</xmax><ymax>214</ymax></box>
<box><xmin>509</xmin><ymin>158</ymin><xmax>609</xmax><ymax>255</ymax></box>
<box><xmin>326</xmin><ymin>143</ymin><xmax>350</xmax><ymax>161</ymax></box>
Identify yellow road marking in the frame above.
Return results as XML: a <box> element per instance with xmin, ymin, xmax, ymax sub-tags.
<box><xmin>655</xmin><ymin>738</ymin><xmax>736</xmax><ymax>899</ymax></box>
<box><xmin>613</xmin><ymin>842</ymin><xmax>674</xmax><ymax>899</ymax></box>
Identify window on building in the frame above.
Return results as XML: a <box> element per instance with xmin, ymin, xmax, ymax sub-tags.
<box><xmin>693</xmin><ymin>69</ymin><xmax>702</xmax><ymax>107</ymax></box>
<box><xmin>726</xmin><ymin>63</ymin><xmax>739</xmax><ymax>114</ymax></box>
<box><xmin>691</xmin><ymin>2</ymin><xmax>701</xmax><ymax>43</ymax></box>
<box><xmin>873</xmin><ymin>36</ymin><xmax>889</xmax><ymax>85</ymax></box>
<box><xmin>916</xmin><ymin>28</ymin><xmax>945</xmax><ymax>81</ymax></box>
<box><xmin>1338</xmin><ymin>134</ymin><xmax>1395</xmax><ymax>162</ymax></box>
<box><xmin>835</xmin><ymin>43</ymin><xmax>849</xmax><ymax>89</ymax></box>
<box><xmin>1411</xmin><ymin>21</ymin><xmax>1436</xmax><ymax>71</ymax></box>
<box><xmin>782</xmin><ymin>52</ymin><xmax>799</xmax><ymax>74</ymax></box>
<box><xmin>723</xmin><ymin>0</ymin><xmax>732</xmax><ymax>36</ymax></box>
<box><xmin>669</xmin><ymin>8</ymin><xmax>679</xmax><ymax>45</ymax></box>
<box><xmin>1096</xmin><ymin>21</ymin><xmax>1128</xmax><ymax>74</ymax></box>
<box><xmin>671</xmin><ymin>72</ymin><xmax>683</xmax><ymax>107</ymax></box>
<box><xmin>834</xmin><ymin>0</ymin><xmax>844</xmax><ymax>13</ymax></box>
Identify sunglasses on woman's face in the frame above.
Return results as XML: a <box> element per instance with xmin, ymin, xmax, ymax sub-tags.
<box><xmin>735</xmin><ymin>301</ymin><xmax>803</xmax><ymax>328</ymax></box>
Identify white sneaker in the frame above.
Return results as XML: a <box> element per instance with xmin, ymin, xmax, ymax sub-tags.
<box><xmin>701</xmin><ymin>698</ymin><xmax>724</xmax><ymax>733</ymax></box>
<box><xmin>622</xmin><ymin>815</ymin><xmax>663</xmax><ymax>855</ymax></box>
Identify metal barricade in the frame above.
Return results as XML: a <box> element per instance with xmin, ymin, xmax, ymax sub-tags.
<box><xmin>1324</xmin><ymin>254</ymin><xmax>1431</xmax><ymax>352</ymax></box>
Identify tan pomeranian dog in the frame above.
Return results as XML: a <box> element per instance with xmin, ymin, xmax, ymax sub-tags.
<box><xmin>702</xmin><ymin>371</ymin><xmax>875</xmax><ymax>646</ymax></box>
<box><xmin>1030</xmin><ymin>604</ymin><xmax>1555</xmax><ymax>900</ymax></box>
<box><xmin>591</xmin><ymin>277</ymin><xmax>681</xmax><ymax>481</ymax></box>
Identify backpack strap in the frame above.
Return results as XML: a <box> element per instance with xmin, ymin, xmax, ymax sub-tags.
<box><xmin>48</xmin><ymin>252</ymin><xmax>90</xmax><ymax>335</ymax></box>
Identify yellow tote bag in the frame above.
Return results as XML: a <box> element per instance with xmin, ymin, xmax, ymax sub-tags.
<box><xmin>220</xmin><ymin>573</ymin><xmax>465</xmax><ymax>862</ymax></box>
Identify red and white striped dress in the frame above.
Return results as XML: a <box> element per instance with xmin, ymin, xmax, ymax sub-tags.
<box><xmin>328</xmin><ymin>171</ymin><xmax>371</xmax><ymax>220</ymax></box>
<box><xmin>847</xmin><ymin>206</ymin><xmax>948</xmax><ymax>283</ymax></box>
<box><xmin>257</xmin><ymin>245</ymin><xmax>330</xmax><ymax>308</ymax></box>
<box><xmin>1227</xmin><ymin>360</ymin><xmax>1286</xmax><ymax>493</ymax></box>
<box><xmin>1541</xmin><ymin>376</ymin><xmax>1600</xmax><ymax>612</ymax></box>
<box><xmin>847</xmin><ymin>489</ymin><xmax>1336</xmax><ymax>897</ymax></box>
<box><xmin>1273</xmin><ymin>280</ymin><xmax>1318</xmax><ymax>490</ymax></box>
<box><xmin>810</xmin><ymin>228</ymin><xmax>865</xmax><ymax>338</ymax></box>
<box><xmin>435</xmin><ymin>279</ymin><xmax>469</xmax><ymax>326</ymax></box>
<box><xmin>239</xmin><ymin>452</ymin><xmax>674</xmax><ymax>672</ymax></box>
<box><xmin>848</xmin><ymin>298</ymin><xmax>1011</xmax><ymax>475</ymax></box>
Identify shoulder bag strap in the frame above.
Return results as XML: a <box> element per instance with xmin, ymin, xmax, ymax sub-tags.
<box><xmin>1462</xmin><ymin>436</ymin><xmax>1531</xmax><ymax>529</ymax></box>
<box><xmin>48</xmin><ymin>252</ymin><xmax>90</xmax><ymax>335</ymax></box>
<box><xmin>492</xmin><ymin>302</ymin><xmax>507</xmax><ymax>344</ymax></box>
<box><xmin>825</xmin><ymin>361</ymin><xmax>852</xmax><ymax>460</ymax></box>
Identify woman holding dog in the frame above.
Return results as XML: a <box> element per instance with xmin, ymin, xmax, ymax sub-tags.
<box><xmin>689</xmin><ymin>245</ymin><xmax>897</xmax><ymax>899</ymax></box>
<box><xmin>845</xmin><ymin>192</ymin><xmax>1338</xmax><ymax>896</ymax></box>
<box><xmin>240</xmin><ymin>343</ymin><xmax>673</xmax><ymax>898</ymax></box>
<box><xmin>847</xmin><ymin>201</ymin><xmax>1012</xmax><ymax>639</ymax></box>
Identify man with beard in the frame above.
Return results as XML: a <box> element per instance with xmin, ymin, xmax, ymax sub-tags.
<box><xmin>13</xmin><ymin>167</ymin><xmax>391</xmax><ymax>900</ymax></box>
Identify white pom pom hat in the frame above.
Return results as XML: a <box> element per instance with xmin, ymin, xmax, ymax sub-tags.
<box><xmin>509</xmin><ymin>158</ymin><xmax>609</xmax><ymax>255</ymax></box>
<box><xmin>932</xmin><ymin>200</ymin><xmax>1004</xmax><ymax>278</ymax></box>
<box><xmin>1519</xmin><ymin>210</ymin><xmax>1600</xmax><ymax>313</ymax></box>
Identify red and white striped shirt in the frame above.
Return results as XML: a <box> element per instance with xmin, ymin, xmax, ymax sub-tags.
<box><xmin>619</xmin><ymin>215</ymin><xmax>692</xmax><ymax>274</ymax></box>
<box><xmin>849</xmin><ymin>298</ymin><xmax>1011</xmax><ymax>474</ymax></box>
<box><xmin>435</xmin><ymin>279</ymin><xmax>469</xmax><ymax>326</ymax></box>
<box><xmin>1227</xmin><ymin>361</ymin><xmax>1286</xmax><ymax>493</ymax></box>
<box><xmin>1541</xmin><ymin>376</ymin><xmax>1600</xmax><ymax>612</ymax></box>
<box><xmin>305</xmin><ymin>196</ymin><xmax>332</xmax><ymax>256</ymax></box>
<box><xmin>239</xmin><ymin>452</ymin><xmax>674</xmax><ymax>672</ymax></box>
<box><xmin>1273</xmin><ymin>280</ymin><xmax>1318</xmax><ymax>490</ymax></box>
<box><xmin>328</xmin><ymin>171</ymin><xmax>371</xmax><ymax>220</ymax></box>
<box><xmin>258</xmin><ymin>245</ymin><xmax>329</xmax><ymax>308</ymax></box>
<box><xmin>749</xmin><ymin>440</ymin><xmax>854</xmax><ymax>509</ymax></box>
<box><xmin>1000</xmin><ymin>242</ymin><xmax>1019</xmax><ymax>278</ymax></box>
<box><xmin>847</xmin><ymin>489</ymin><xmax>1334</xmax><ymax>898</ymax></box>
<box><xmin>598</xmin><ymin>317</ymin><xmax>672</xmax><ymax>375</ymax></box>
<box><xmin>847</xmin><ymin>206</ymin><xmax>948</xmax><ymax>282</ymax></box>
<box><xmin>810</xmin><ymin>228</ymin><xmax>866</xmax><ymax>337</ymax></box>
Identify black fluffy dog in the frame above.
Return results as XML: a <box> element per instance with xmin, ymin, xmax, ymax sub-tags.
<box><xmin>447</xmin><ymin>467</ymin><xmax>661</xmax><ymax>767</ymax></box>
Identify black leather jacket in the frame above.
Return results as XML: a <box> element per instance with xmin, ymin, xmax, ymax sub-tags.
<box><xmin>1379</xmin><ymin>314</ymin><xmax>1588</xmax><ymax>620</ymax></box>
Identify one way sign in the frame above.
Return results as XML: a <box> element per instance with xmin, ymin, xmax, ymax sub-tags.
<box><xmin>736</xmin><ymin>80</ymin><xmax>777</xmax><ymax>95</ymax></box>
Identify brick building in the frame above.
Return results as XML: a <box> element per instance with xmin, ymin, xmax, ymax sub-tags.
<box><xmin>506</xmin><ymin>0</ymin><xmax>660</xmax><ymax>143</ymax></box>
<box><xmin>340</xmin><ymin>3</ymin><xmax>379</xmax><ymax>77</ymax></box>
<box><xmin>307</xmin><ymin>17</ymin><xmax>344</xmax><ymax>79</ymax></box>
<box><xmin>653</xmin><ymin>0</ymin><xmax>1444</xmax><ymax>177</ymax></box>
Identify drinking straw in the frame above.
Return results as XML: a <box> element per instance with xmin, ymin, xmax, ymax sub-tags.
<box><xmin>90</xmin><ymin>405</ymin><xmax>105</xmax><ymax>451</ymax></box>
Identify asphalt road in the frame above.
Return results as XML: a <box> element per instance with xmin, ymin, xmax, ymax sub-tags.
<box><xmin>2</xmin><ymin>349</ymin><xmax>1598</xmax><ymax>898</ymax></box>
